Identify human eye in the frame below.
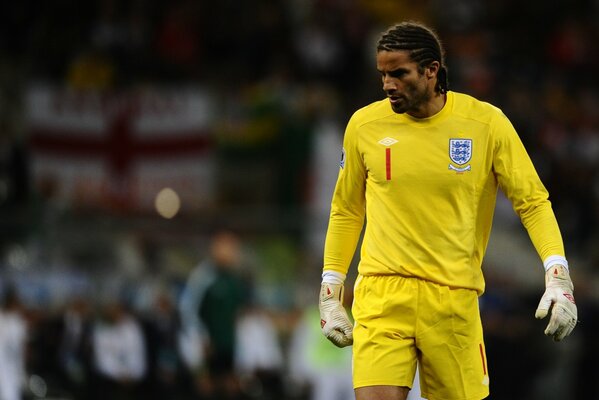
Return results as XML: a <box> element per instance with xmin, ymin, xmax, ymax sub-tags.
<box><xmin>388</xmin><ymin>69</ymin><xmax>407</xmax><ymax>78</ymax></box>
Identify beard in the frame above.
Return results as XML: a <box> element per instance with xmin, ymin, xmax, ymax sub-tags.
<box><xmin>389</xmin><ymin>85</ymin><xmax>431</xmax><ymax>115</ymax></box>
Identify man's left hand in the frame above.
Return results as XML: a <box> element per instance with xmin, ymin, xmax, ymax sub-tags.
<box><xmin>535</xmin><ymin>264</ymin><xmax>577</xmax><ymax>341</ymax></box>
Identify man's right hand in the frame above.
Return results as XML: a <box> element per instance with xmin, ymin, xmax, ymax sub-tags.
<box><xmin>319</xmin><ymin>282</ymin><xmax>353</xmax><ymax>347</ymax></box>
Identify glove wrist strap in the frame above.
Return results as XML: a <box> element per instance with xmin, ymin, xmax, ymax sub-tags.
<box><xmin>322</xmin><ymin>270</ymin><xmax>346</xmax><ymax>285</ymax></box>
<box><xmin>543</xmin><ymin>255</ymin><xmax>568</xmax><ymax>272</ymax></box>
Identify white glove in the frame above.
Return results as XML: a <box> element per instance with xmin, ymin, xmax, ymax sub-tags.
<box><xmin>319</xmin><ymin>282</ymin><xmax>353</xmax><ymax>347</ymax></box>
<box><xmin>535</xmin><ymin>264</ymin><xmax>577</xmax><ymax>341</ymax></box>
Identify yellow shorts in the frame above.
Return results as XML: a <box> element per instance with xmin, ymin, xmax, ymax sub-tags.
<box><xmin>352</xmin><ymin>274</ymin><xmax>490</xmax><ymax>400</ymax></box>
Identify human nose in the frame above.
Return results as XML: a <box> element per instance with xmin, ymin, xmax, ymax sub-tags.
<box><xmin>382</xmin><ymin>75</ymin><xmax>397</xmax><ymax>92</ymax></box>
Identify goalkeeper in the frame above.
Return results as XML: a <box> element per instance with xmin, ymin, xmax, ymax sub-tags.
<box><xmin>319</xmin><ymin>21</ymin><xmax>577</xmax><ymax>400</ymax></box>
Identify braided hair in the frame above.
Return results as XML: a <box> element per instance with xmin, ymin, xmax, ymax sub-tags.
<box><xmin>377</xmin><ymin>21</ymin><xmax>448</xmax><ymax>94</ymax></box>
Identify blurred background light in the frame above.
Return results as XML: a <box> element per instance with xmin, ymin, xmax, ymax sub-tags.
<box><xmin>154</xmin><ymin>187</ymin><xmax>180</xmax><ymax>219</ymax></box>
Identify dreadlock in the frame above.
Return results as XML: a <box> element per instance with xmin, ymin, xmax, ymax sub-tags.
<box><xmin>377</xmin><ymin>21</ymin><xmax>448</xmax><ymax>94</ymax></box>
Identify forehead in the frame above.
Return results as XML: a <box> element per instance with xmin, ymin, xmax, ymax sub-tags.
<box><xmin>376</xmin><ymin>50</ymin><xmax>417</xmax><ymax>70</ymax></box>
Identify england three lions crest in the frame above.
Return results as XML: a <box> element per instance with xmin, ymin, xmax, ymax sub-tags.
<box><xmin>449</xmin><ymin>139</ymin><xmax>472</xmax><ymax>172</ymax></box>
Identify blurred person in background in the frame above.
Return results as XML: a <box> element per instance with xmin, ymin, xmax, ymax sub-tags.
<box><xmin>235</xmin><ymin>305</ymin><xmax>285</xmax><ymax>399</ymax></box>
<box><xmin>179</xmin><ymin>230</ymin><xmax>251</xmax><ymax>399</ymax></box>
<box><xmin>0</xmin><ymin>286</ymin><xmax>27</xmax><ymax>400</ymax></box>
<box><xmin>54</xmin><ymin>296</ymin><xmax>93</xmax><ymax>400</ymax></box>
<box><xmin>90</xmin><ymin>297</ymin><xmax>146</xmax><ymax>400</ymax></box>
<box><xmin>142</xmin><ymin>289</ymin><xmax>187</xmax><ymax>400</ymax></box>
<box><xmin>318</xmin><ymin>21</ymin><xmax>577</xmax><ymax>400</ymax></box>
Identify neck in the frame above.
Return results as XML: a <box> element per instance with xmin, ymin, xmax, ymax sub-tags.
<box><xmin>408</xmin><ymin>91</ymin><xmax>447</xmax><ymax>119</ymax></box>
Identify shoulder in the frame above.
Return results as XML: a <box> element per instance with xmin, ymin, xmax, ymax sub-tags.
<box><xmin>452</xmin><ymin>93</ymin><xmax>519</xmax><ymax>145</ymax></box>
<box><xmin>347</xmin><ymin>98</ymin><xmax>395</xmax><ymax>129</ymax></box>
<box><xmin>450</xmin><ymin>91</ymin><xmax>507</xmax><ymax>124</ymax></box>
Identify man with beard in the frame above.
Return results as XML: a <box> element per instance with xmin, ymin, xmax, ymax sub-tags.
<box><xmin>318</xmin><ymin>21</ymin><xmax>577</xmax><ymax>400</ymax></box>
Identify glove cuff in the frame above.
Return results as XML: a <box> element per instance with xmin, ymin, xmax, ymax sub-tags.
<box><xmin>543</xmin><ymin>255</ymin><xmax>568</xmax><ymax>271</ymax></box>
<box><xmin>322</xmin><ymin>270</ymin><xmax>346</xmax><ymax>285</ymax></box>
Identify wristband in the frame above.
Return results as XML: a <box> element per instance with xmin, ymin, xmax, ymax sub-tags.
<box><xmin>322</xmin><ymin>270</ymin><xmax>346</xmax><ymax>285</ymax></box>
<box><xmin>543</xmin><ymin>255</ymin><xmax>569</xmax><ymax>271</ymax></box>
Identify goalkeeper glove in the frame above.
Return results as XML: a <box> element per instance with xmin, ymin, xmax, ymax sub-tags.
<box><xmin>535</xmin><ymin>264</ymin><xmax>577</xmax><ymax>341</ymax></box>
<box><xmin>319</xmin><ymin>282</ymin><xmax>353</xmax><ymax>347</ymax></box>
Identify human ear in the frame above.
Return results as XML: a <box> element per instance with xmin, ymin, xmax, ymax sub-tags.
<box><xmin>426</xmin><ymin>61</ymin><xmax>440</xmax><ymax>79</ymax></box>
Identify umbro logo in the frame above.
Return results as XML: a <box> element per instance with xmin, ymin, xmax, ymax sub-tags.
<box><xmin>378</xmin><ymin>137</ymin><xmax>398</xmax><ymax>146</ymax></box>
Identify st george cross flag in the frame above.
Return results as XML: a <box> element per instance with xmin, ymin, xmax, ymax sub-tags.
<box><xmin>26</xmin><ymin>86</ymin><xmax>215</xmax><ymax>213</ymax></box>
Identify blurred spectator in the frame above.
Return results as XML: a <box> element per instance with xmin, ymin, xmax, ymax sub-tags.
<box><xmin>0</xmin><ymin>286</ymin><xmax>27</xmax><ymax>400</ymax></box>
<box><xmin>141</xmin><ymin>289</ymin><xmax>187</xmax><ymax>400</ymax></box>
<box><xmin>179</xmin><ymin>230</ymin><xmax>251</xmax><ymax>399</ymax></box>
<box><xmin>235</xmin><ymin>306</ymin><xmax>285</xmax><ymax>399</ymax></box>
<box><xmin>294</xmin><ymin>17</ymin><xmax>344</xmax><ymax>81</ymax></box>
<box><xmin>90</xmin><ymin>299</ymin><xmax>146</xmax><ymax>400</ymax></box>
<box><xmin>55</xmin><ymin>296</ymin><xmax>93</xmax><ymax>400</ymax></box>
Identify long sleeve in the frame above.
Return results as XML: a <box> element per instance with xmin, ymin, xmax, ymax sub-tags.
<box><xmin>323</xmin><ymin>114</ymin><xmax>367</xmax><ymax>275</ymax></box>
<box><xmin>492</xmin><ymin>112</ymin><xmax>565</xmax><ymax>261</ymax></box>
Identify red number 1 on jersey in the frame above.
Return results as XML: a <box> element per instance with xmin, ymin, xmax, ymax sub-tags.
<box><xmin>386</xmin><ymin>148</ymin><xmax>391</xmax><ymax>180</ymax></box>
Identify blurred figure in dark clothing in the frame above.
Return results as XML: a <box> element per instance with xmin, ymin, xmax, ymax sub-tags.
<box><xmin>55</xmin><ymin>296</ymin><xmax>93</xmax><ymax>400</ymax></box>
<box><xmin>180</xmin><ymin>230</ymin><xmax>251</xmax><ymax>399</ymax></box>
<box><xmin>142</xmin><ymin>289</ymin><xmax>189</xmax><ymax>400</ymax></box>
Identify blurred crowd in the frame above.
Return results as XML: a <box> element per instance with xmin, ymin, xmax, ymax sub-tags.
<box><xmin>0</xmin><ymin>230</ymin><xmax>354</xmax><ymax>400</ymax></box>
<box><xmin>0</xmin><ymin>0</ymin><xmax>598</xmax><ymax>399</ymax></box>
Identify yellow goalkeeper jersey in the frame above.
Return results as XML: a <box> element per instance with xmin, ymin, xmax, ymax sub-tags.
<box><xmin>323</xmin><ymin>91</ymin><xmax>565</xmax><ymax>294</ymax></box>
